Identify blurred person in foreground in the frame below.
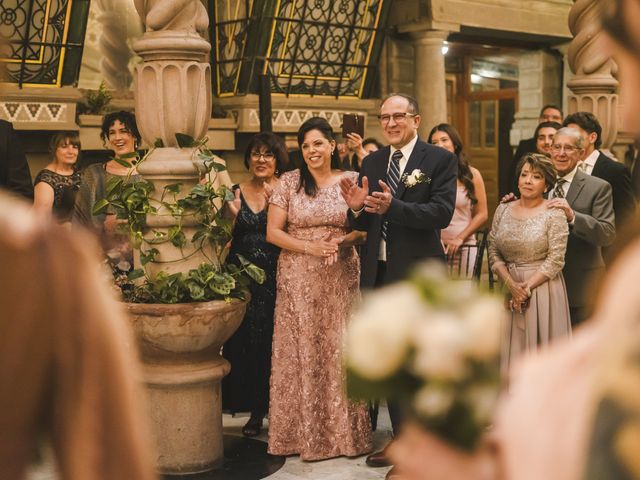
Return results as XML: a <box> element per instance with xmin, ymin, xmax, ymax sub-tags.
<box><xmin>0</xmin><ymin>193</ymin><xmax>156</xmax><ymax>480</ymax></box>
<box><xmin>386</xmin><ymin>1</ymin><xmax>640</xmax><ymax>478</ymax></box>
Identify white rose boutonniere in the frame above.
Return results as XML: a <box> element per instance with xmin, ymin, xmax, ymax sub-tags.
<box><xmin>402</xmin><ymin>169</ymin><xmax>431</xmax><ymax>188</ymax></box>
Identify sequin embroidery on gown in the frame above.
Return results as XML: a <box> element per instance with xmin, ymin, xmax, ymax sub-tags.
<box><xmin>267</xmin><ymin>170</ymin><xmax>372</xmax><ymax>460</ymax></box>
<box><xmin>222</xmin><ymin>186</ymin><xmax>279</xmax><ymax>416</ymax></box>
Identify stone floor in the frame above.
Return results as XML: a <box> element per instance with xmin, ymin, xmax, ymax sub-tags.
<box><xmin>28</xmin><ymin>407</ymin><xmax>394</xmax><ymax>480</ymax></box>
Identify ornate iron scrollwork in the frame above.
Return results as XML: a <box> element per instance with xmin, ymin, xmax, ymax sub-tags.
<box><xmin>210</xmin><ymin>0</ymin><xmax>389</xmax><ymax>98</ymax></box>
<box><xmin>0</xmin><ymin>0</ymin><xmax>90</xmax><ymax>87</ymax></box>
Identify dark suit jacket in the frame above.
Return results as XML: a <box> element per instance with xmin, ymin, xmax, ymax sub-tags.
<box><xmin>0</xmin><ymin>120</ymin><xmax>33</xmax><ymax>200</ymax></box>
<box><xmin>591</xmin><ymin>151</ymin><xmax>636</xmax><ymax>228</ymax></box>
<box><xmin>562</xmin><ymin>170</ymin><xmax>615</xmax><ymax>309</ymax></box>
<box><xmin>350</xmin><ymin>139</ymin><xmax>457</xmax><ymax>288</ymax></box>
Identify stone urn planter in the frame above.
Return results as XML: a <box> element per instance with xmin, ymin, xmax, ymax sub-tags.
<box><xmin>126</xmin><ymin>298</ymin><xmax>248</xmax><ymax>474</ymax></box>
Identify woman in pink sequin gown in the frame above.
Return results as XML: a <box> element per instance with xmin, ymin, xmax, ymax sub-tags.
<box><xmin>266</xmin><ymin>117</ymin><xmax>372</xmax><ymax>461</ymax></box>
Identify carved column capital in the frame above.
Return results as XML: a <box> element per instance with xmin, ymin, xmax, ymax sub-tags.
<box><xmin>567</xmin><ymin>0</ymin><xmax>619</xmax><ymax>148</ymax></box>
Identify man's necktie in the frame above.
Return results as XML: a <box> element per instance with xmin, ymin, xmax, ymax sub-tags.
<box><xmin>553</xmin><ymin>178</ymin><xmax>567</xmax><ymax>199</ymax></box>
<box><xmin>381</xmin><ymin>150</ymin><xmax>403</xmax><ymax>241</ymax></box>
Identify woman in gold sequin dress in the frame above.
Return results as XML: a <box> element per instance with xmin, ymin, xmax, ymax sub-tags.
<box><xmin>266</xmin><ymin>117</ymin><xmax>372</xmax><ymax>460</ymax></box>
<box><xmin>488</xmin><ymin>153</ymin><xmax>571</xmax><ymax>372</ymax></box>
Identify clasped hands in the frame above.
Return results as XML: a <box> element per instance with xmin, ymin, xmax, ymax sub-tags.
<box><xmin>505</xmin><ymin>278</ymin><xmax>531</xmax><ymax>313</ymax></box>
<box><xmin>305</xmin><ymin>233</ymin><xmax>346</xmax><ymax>266</ymax></box>
<box><xmin>339</xmin><ymin>176</ymin><xmax>393</xmax><ymax>215</ymax></box>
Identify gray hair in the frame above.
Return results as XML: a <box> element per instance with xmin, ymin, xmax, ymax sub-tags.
<box><xmin>381</xmin><ymin>93</ymin><xmax>420</xmax><ymax>115</ymax></box>
<box><xmin>554</xmin><ymin>127</ymin><xmax>585</xmax><ymax>149</ymax></box>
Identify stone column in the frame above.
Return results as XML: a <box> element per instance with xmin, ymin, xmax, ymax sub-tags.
<box><xmin>130</xmin><ymin>1</ymin><xmax>234</xmax><ymax>475</ymax></box>
<box><xmin>409</xmin><ymin>30</ymin><xmax>449</xmax><ymax>137</ymax></box>
<box><xmin>567</xmin><ymin>0</ymin><xmax>619</xmax><ymax>148</ymax></box>
<box><xmin>510</xmin><ymin>51</ymin><xmax>563</xmax><ymax>148</ymax></box>
<box><xmin>96</xmin><ymin>0</ymin><xmax>141</xmax><ymax>90</ymax></box>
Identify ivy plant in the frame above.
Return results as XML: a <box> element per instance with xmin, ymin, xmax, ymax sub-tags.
<box><xmin>93</xmin><ymin>134</ymin><xmax>265</xmax><ymax>304</ymax></box>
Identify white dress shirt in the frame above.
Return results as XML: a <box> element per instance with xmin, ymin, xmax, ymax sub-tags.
<box><xmin>580</xmin><ymin>149</ymin><xmax>599</xmax><ymax>176</ymax></box>
<box><xmin>378</xmin><ymin>134</ymin><xmax>419</xmax><ymax>260</ymax></box>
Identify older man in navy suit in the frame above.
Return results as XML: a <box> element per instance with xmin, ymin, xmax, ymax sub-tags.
<box><xmin>340</xmin><ymin>93</ymin><xmax>457</xmax><ymax>479</ymax></box>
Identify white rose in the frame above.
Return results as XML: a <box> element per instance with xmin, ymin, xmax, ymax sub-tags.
<box><xmin>412</xmin><ymin>313</ymin><xmax>468</xmax><ymax>381</ymax></box>
<box><xmin>405</xmin><ymin>174</ymin><xmax>417</xmax><ymax>186</ymax></box>
<box><xmin>347</xmin><ymin>283</ymin><xmax>427</xmax><ymax>379</ymax></box>
<box><xmin>410</xmin><ymin>169</ymin><xmax>422</xmax><ymax>180</ymax></box>
<box><xmin>461</xmin><ymin>297</ymin><xmax>504</xmax><ymax>361</ymax></box>
<box><xmin>413</xmin><ymin>384</ymin><xmax>454</xmax><ymax>418</ymax></box>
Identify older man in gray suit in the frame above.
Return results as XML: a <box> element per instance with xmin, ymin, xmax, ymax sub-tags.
<box><xmin>547</xmin><ymin>127</ymin><xmax>616</xmax><ymax>325</ymax></box>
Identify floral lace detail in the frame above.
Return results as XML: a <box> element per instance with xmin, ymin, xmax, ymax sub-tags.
<box><xmin>267</xmin><ymin>170</ymin><xmax>372</xmax><ymax>460</ymax></box>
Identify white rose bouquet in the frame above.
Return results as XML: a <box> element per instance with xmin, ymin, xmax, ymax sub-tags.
<box><xmin>346</xmin><ymin>262</ymin><xmax>505</xmax><ymax>450</ymax></box>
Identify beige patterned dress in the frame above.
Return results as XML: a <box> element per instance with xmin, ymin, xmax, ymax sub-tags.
<box><xmin>267</xmin><ymin>170</ymin><xmax>372</xmax><ymax>460</ymax></box>
<box><xmin>488</xmin><ymin>202</ymin><xmax>571</xmax><ymax>372</ymax></box>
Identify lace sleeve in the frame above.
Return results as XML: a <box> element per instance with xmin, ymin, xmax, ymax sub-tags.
<box><xmin>488</xmin><ymin>203</ymin><xmax>507</xmax><ymax>273</ymax></box>
<box><xmin>538</xmin><ymin>209</ymin><xmax>569</xmax><ymax>279</ymax></box>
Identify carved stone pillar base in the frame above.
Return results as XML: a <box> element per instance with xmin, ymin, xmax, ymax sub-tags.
<box><xmin>126</xmin><ymin>299</ymin><xmax>247</xmax><ymax>474</ymax></box>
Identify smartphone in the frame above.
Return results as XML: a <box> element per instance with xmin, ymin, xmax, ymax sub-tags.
<box><xmin>342</xmin><ymin>113</ymin><xmax>365</xmax><ymax>138</ymax></box>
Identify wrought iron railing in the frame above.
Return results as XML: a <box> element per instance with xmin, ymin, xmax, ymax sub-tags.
<box><xmin>209</xmin><ymin>0</ymin><xmax>390</xmax><ymax>98</ymax></box>
<box><xmin>0</xmin><ymin>0</ymin><xmax>90</xmax><ymax>87</ymax></box>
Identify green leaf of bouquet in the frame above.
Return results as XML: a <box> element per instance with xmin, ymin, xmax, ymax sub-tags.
<box><xmin>119</xmin><ymin>151</ymin><xmax>140</xmax><ymax>159</ymax></box>
<box><xmin>175</xmin><ymin>133</ymin><xmax>196</xmax><ymax>148</ymax></box>
<box><xmin>154</xmin><ymin>138</ymin><xmax>164</xmax><ymax>148</ymax></box>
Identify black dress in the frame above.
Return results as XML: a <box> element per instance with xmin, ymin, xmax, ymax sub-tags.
<box><xmin>34</xmin><ymin>169</ymin><xmax>81</xmax><ymax>221</ymax></box>
<box><xmin>222</xmin><ymin>186</ymin><xmax>280</xmax><ymax>415</ymax></box>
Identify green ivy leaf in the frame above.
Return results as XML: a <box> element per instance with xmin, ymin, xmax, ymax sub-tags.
<box><xmin>185</xmin><ymin>280</ymin><xmax>205</xmax><ymax>300</ymax></box>
<box><xmin>92</xmin><ymin>198</ymin><xmax>110</xmax><ymax>215</ymax></box>
<box><xmin>140</xmin><ymin>247</ymin><xmax>159</xmax><ymax>265</ymax></box>
<box><xmin>175</xmin><ymin>133</ymin><xmax>196</xmax><ymax>148</ymax></box>
<box><xmin>114</xmin><ymin>157</ymin><xmax>133</xmax><ymax>168</ymax></box>
<box><xmin>163</xmin><ymin>183</ymin><xmax>182</xmax><ymax>195</ymax></box>
<box><xmin>208</xmin><ymin>161</ymin><xmax>228</xmax><ymax>172</ymax></box>
<box><xmin>127</xmin><ymin>268</ymin><xmax>145</xmax><ymax>281</ymax></box>
<box><xmin>245</xmin><ymin>264</ymin><xmax>266</xmax><ymax>284</ymax></box>
<box><xmin>209</xmin><ymin>272</ymin><xmax>235</xmax><ymax>295</ymax></box>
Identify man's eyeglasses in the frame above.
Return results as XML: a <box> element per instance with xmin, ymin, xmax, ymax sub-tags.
<box><xmin>377</xmin><ymin>112</ymin><xmax>417</xmax><ymax>124</ymax></box>
<box><xmin>551</xmin><ymin>144</ymin><xmax>579</xmax><ymax>153</ymax></box>
<box><xmin>250</xmin><ymin>151</ymin><xmax>275</xmax><ymax>161</ymax></box>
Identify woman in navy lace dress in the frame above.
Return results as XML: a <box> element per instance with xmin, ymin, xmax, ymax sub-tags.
<box><xmin>222</xmin><ymin>132</ymin><xmax>289</xmax><ymax>436</ymax></box>
<box><xmin>33</xmin><ymin>132</ymin><xmax>81</xmax><ymax>222</ymax></box>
